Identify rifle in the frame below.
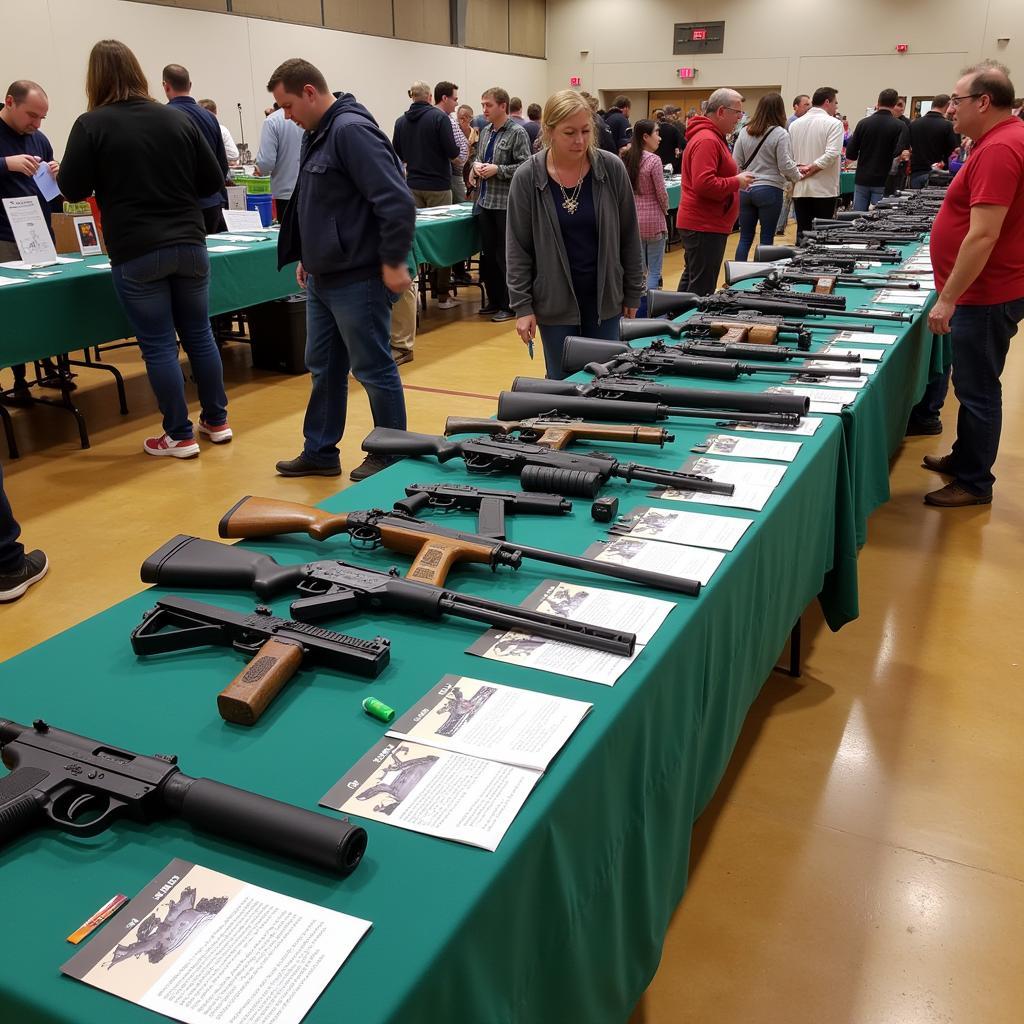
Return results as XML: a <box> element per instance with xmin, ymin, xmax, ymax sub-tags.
<box><xmin>395</xmin><ymin>482</ymin><xmax>572</xmax><ymax>538</ymax></box>
<box><xmin>621</xmin><ymin>313</ymin><xmax>817</xmax><ymax>348</ymax></box>
<box><xmin>755</xmin><ymin>243</ymin><xmax>903</xmax><ymax>265</ymax></box>
<box><xmin>142</xmin><ymin>535</ymin><xmax>640</xmax><ymax>654</ymax></box>
<box><xmin>559</xmin><ymin>336</ymin><xmax>862</xmax><ymax>380</ymax></box>
<box><xmin>724</xmin><ymin>261</ymin><xmax>923</xmax><ymax>292</ymax></box>
<box><xmin>808</xmin><ymin>218</ymin><xmax>924</xmax><ymax>242</ymax></box>
<box><xmin>616</xmin><ymin>335</ymin><xmax>860</xmax><ymax>366</ymax></box>
<box><xmin>131</xmin><ymin>596</ymin><xmax>390</xmax><ymax>725</ymax></box>
<box><xmin>361</xmin><ymin>426</ymin><xmax>733</xmax><ymax>501</ymax></box>
<box><xmin>802</xmin><ymin>229</ymin><xmax>921</xmax><ymax>246</ymax></box>
<box><xmin>218</xmin><ymin>496</ymin><xmax>702</xmax><ymax>597</ymax></box>
<box><xmin>730</xmin><ymin>278</ymin><xmax>851</xmax><ymax>310</ymax></box>
<box><xmin>0</xmin><ymin>717</ymin><xmax>367</xmax><ymax>874</ymax></box>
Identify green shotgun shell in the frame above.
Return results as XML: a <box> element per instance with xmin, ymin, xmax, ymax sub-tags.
<box><xmin>362</xmin><ymin>696</ymin><xmax>395</xmax><ymax>723</ymax></box>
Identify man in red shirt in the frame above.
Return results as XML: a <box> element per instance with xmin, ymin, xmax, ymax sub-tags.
<box><xmin>922</xmin><ymin>64</ymin><xmax>1024</xmax><ymax>506</ymax></box>
<box><xmin>676</xmin><ymin>88</ymin><xmax>755</xmax><ymax>295</ymax></box>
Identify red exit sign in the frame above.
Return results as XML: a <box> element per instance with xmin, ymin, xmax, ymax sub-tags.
<box><xmin>691</xmin><ymin>28</ymin><xmax>707</xmax><ymax>40</ymax></box>
<box><xmin>896</xmin><ymin>43</ymin><xmax>909</xmax><ymax>52</ymax></box>
<box><xmin>677</xmin><ymin>67</ymin><xmax>697</xmax><ymax>80</ymax></box>
<box><xmin>569</xmin><ymin>76</ymin><xmax>582</xmax><ymax>87</ymax></box>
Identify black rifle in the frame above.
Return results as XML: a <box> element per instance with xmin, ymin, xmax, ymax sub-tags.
<box><xmin>560</xmin><ymin>336</ymin><xmax>862</xmax><ymax>380</ymax></box>
<box><xmin>131</xmin><ymin>596</ymin><xmax>390</xmax><ymax>725</ymax></box>
<box><xmin>737</xmin><ymin>279</ymin><xmax>851</xmax><ymax>310</ymax></box>
<box><xmin>0</xmin><ymin>717</ymin><xmax>367</xmax><ymax>873</ymax></box>
<box><xmin>394</xmin><ymin>482</ymin><xmax>571</xmax><ymax>538</ymax></box>
<box><xmin>620</xmin><ymin>335</ymin><xmax>859</xmax><ymax>366</ymax></box>
<box><xmin>142</xmin><ymin>535</ymin><xmax>640</xmax><ymax>653</ymax></box>
<box><xmin>621</xmin><ymin>313</ymin><xmax>818</xmax><ymax>348</ymax></box>
<box><xmin>802</xmin><ymin>229</ymin><xmax>921</xmax><ymax>246</ymax></box>
<box><xmin>724</xmin><ymin>261</ymin><xmax>922</xmax><ymax>291</ymax></box>
<box><xmin>808</xmin><ymin>218</ymin><xmax>924</xmax><ymax>241</ymax></box>
<box><xmin>755</xmin><ymin>243</ymin><xmax>903</xmax><ymax>265</ymax></box>
<box><xmin>361</xmin><ymin>426</ymin><xmax>733</xmax><ymax>500</ymax></box>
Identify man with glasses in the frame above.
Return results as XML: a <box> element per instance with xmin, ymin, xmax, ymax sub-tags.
<box><xmin>789</xmin><ymin>86</ymin><xmax>844</xmax><ymax>243</ymax></box>
<box><xmin>920</xmin><ymin>63</ymin><xmax>1024</xmax><ymax>506</ymax></box>
<box><xmin>675</xmin><ymin>88</ymin><xmax>754</xmax><ymax>295</ymax></box>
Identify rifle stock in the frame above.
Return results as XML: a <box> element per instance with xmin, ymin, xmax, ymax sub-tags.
<box><xmin>362</xmin><ymin>427</ymin><xmax>464</xmax><ymax>462</ymax></box>
<box><xmin>220</xmin><ymin>495</ymin><xmax>351</xmax><ymax>542</ymax></box>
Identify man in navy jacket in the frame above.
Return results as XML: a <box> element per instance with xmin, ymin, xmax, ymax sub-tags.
<box><xmin>270</xmin><ymin>58</ymin><xmax>416</xmax><ymax>481</ymax></box>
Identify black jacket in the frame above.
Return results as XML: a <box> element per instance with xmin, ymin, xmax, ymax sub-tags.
<box><xmin>909</xmin><ymin>111</ymin><xmax>960</xmax><ymax>172</ymax></box>
<box><xmin>605</xmin><ymin>109</ymin><xmax>632</xmax><ymax>150</ymax></box>
<box><xmin>392</xmin><ymin>101</ymin><xmax>459</xmax><ymax>192</ymax></box>
<box><xmin>278</xmin><ymin>94</ymin><xmax>415</xmax><ymax>284</ymax></box>
<box><xmin>58</xmin><ymin>99</ymin><xmax>224</xmax><ymax>265</ymax></box>
<box><xmin>656</xmin><ymin>120</ymin><xmax>685</xmax><ymax>173</ymax></box>
<box><xmin>594</xmin><ymin>114</ymin><xmax>616</xmax><ymax>153</ymax></box>
<box><xmin>845</xmin><ymin>109</ymin><xmax>910</xmax><ymax>187</ymax></box>
<box><xmin>168</xmin><ymin>96</ymin><xmax>228</xmax><ymax>207</ymax></box>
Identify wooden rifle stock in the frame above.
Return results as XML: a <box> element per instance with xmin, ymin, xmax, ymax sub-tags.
<box><xmin>217</xmin><ymin>638</ymin><xmax>304</xmax><ymax>725</ymax></box>
<box><xmin>219</xmin><ymin>495</ymin><xmax>351</xmax><ymax>541</ymax></box>
<box><xmin>443</xmin><ymin>416</ymin><xmax>670</xmax><ymax>449</ymax></box>
<box><xmin>704</xmin><ymin>321</ymin><xmax>780</xmax><ymax>345</ymax></box>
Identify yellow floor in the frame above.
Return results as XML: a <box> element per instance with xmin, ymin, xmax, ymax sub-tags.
<box><xmin>3</xmin><ymin>232</ymin><xmax>1022</xmax><ymax>1023</ymax></box>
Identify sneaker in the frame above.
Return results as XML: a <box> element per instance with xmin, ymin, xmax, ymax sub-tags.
<box><xmin>144</xmin><ymin>434</ymin><xmax>200</xmax><ymax>458</ymax></box>
<box><xmin>436</xmin><ymin>297</ymin><xmax>458</xmax><ymax>310</ymax></box>
<box><xmin>275</xmin><ymin>453</ymin><xmax>342</xmax><ymax>477</ymax></box>
<box><xmin>0</xmin><ymin>550</ymin><xmax>48</xmax><ymax>602</ymax></box>
<box><xmin>198</xmin><ymin>419</ymin><xmax>233</xmax><ymax>444</ymax></box>
<box><xmin>922</xmin><ymin>453</ymin><xmax>956</xmax><ymax>475</ymax></box>
<box><xmin>924</xmin><ymin>482</ymin><xmax>992</xmax><ymax>507</ymax></box>
<box><xmin>491</xmin><ymin>309</ymin><xmax>515</xmax><ymax>322</ymax></box>
<box><xmin>905</xmin><ymin>417</ymin><xmax>942</xmax><ymax>436</ymax></box>
<box><xmin>349</xmin><ymin>454</ymin><xmax>393</xmax><ymax>481</ymax></box>
<box><xmin>392</xmin><ymin>349</ymin><xmax>414</xmax><ymax>366</ymax></box>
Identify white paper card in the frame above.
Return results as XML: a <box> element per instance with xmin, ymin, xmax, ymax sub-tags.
<box><xmin>822</xmin><ymin>344</ymin><xmax>883</xmax><ymax>361</ymax></box>
<box><xmin>222</xmin><ymin>209</ymin><xmax>269</xmax><ymax>232</ymax></box>
<box><xmin>832</xmin><ymin>330</ymin><xmax>898</xmax><ymax>346</ymax></box>
<box><xmin>695</xmin><ymin>433</ymin><xmax>801</xmax><ymax>462</ymax></box>
<box><xmin>584</xmin><ymin>536</ymin><xmax>724</xmax><ymax>586</ymax></box>
<box><xmin>0</xmin><ymin>276</ymin><xmax>22</xmax><ymax>286</ymax></box>
<box><xmin>609</xmin><ymin>504</ymin><xmax>753</xmax><ymax>551</ymax></box>
<box><xmin>730</xmin><ymin>415</ymin><xmax>824</xmax><ymax>436</ymax></box>
<box><xmin>32</xmin><ymin>162</ymin><xmax>60</xmax><ymax>201</ymax></box>
<box><xmin>1</xmin><ymin>196</ymin><xmax>57</xmax><ymax>265</ymax></box>
<box><xmin>809</xmin><ymin>359</ymin><xmax>877</xmax><ymax>375</ymax></box>
<box><xmin>872</xmin><ymin>289</ymin><xmax>930</xmax><ymax>306</ymax></box>
<box><xmin>767</xmin><ymin>384</ymin><xmax>859</xmax><ymax>406</ymax></box>
<box><xmin>656</xmin><ymin>457</ymin><xmax>788</xmax><ymax>512</ymax></box>
<box><xmin>206</xmin><ymin>244</ymin><xmax>248</xmax><ymax>253</ymax></box>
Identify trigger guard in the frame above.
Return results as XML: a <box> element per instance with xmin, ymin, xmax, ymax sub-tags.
<box><xmin>47</xmin><ymin>791</ymin><xmax>123</xmax><ymax>837</ymax></box>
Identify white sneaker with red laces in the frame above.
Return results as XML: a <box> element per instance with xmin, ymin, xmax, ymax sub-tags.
<box><xmin>143</xmin><ymin>434</ymin><xmax>200</xmax><ymax>458</ymax></box>
<box><xmin>197</xmin><ymin>419</ymin><xmax>233</xmax><ymax>444</ymax></box>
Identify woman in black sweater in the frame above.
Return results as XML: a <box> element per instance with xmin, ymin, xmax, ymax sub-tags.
<box><xmin>59</xmin><ymin>39</ymin><xmax>231</xmax><ymax>458</ymax></box>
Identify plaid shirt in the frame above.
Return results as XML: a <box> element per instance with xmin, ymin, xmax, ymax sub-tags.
<box><xmin>475</xmin><ymin>120</ymin><xmax>531</xmax><ymax>210</ymax></box>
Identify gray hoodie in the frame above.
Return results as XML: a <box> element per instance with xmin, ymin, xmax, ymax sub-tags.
<box><xmin>732</xmin><ymin>125</ymin><xmax>801</xmax><ymax>190</ymax></box>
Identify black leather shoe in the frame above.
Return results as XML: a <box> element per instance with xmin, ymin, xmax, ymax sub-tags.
<box><xmin>349</xmin><ymin>454</ymin><xmax>393</xmax><ymax>481</ymax></box>
<box><xmin>275</xmin><ymin>454</ymin><xmax>342</xmax><ymax>477</ymax></box>
<box><xmin>905</xmin><ymin>417</ymin><xmax>942</xmax><ymax>436</ymax></box>
<box><xmin>490</xmin><ymin>309</ymin><xmax>515</xmax><ymax>322</ymax></box>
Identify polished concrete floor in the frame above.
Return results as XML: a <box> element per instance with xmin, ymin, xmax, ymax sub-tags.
<box><xmin>2</xmin><ymin>234</ymin><xmax>1022</xmax><ymax>1023</ymax></box>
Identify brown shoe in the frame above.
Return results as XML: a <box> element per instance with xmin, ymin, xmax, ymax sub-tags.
<box><xmin>922</xmin><ymin>453</ymin><xmax>956</xmax><ymax>475</ymax></box>
<box><xmin>924</xmin><ymin>482</ymin><xmax>992</xmax><ymax>507</ymax></box>
<box><xmin>391</xmin><ymin>349</ymin><xmax>414</xmax><ymax>366</ymax></box>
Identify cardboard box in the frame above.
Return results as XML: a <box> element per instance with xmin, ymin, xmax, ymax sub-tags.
<box><xmin>52</xmin><ymin>213</ymin><xmax>107</xmax><ymax>256</ymax></box>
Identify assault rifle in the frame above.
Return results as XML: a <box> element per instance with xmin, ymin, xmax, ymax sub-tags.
<box><xmin>724</xmin><ymin>261</ymin><xmax>922</xmax><ymax>292</ymax></box>
<box><xmin>142</xmin><ymin>535</ymin><xmax>639</xmax><ymax>654</ymax></box>
<box><xmin>755</xmin><ymin>243</ymin><xmax>903</xmax><ymax>266</ymax></box>
<box><xmin>615</xmin><ymin>334</ymin><xmax>859</xmax><ymax>366</ymax></box>
<box><xmin>218</xmin><ymin>496</ymin><xmax>702</xmax><ymax>597</ymax></box>
<box><xmin>621</xmin><ymin>313</ymin><xmax>818</xmax><ymax>348</ymax></box>
<box><xmin>0</xmin><ymin>717</ymin><xmax>367</xmax><ymax>873</ymax></box>
<box><xmin>131</xmin><ymin>596</ymin><xmax>390</xmax><ymax>725</ymax></box>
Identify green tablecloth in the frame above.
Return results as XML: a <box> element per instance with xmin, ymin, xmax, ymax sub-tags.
<box><xmin>840</xmin><ymin>170</ymin><xmax>855</xmax><ymax>196</ymax></box>
<box><xmin>0</xmin><ymin>389</ymin><xmax>847</xmax><ymax>1023</ymax></box>
<box><xmin>410</xmin><ymin>206</ymin><xmax>479</xmax><ymax>269</ymax></box>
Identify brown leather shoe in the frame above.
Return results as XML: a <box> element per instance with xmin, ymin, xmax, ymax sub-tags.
<box><xmin>922</xmin><ymin>453</ymin><xmax>956</xmax><ymax>475</ymax></box>
<box><xmin>391</xmin><ymin>349</ymin><xmax>414</xmax><ymax>366</ymax></box>
<box><xmin>924</xmin><ymin>482</ymin><xmax>992</xmax><ymax>507</ymax></box>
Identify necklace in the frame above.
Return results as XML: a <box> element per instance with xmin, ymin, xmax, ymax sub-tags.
<box><xmin>552</xmin><ymin>156</ymin><xmax>587</xmax><ymax>214</ymax></box>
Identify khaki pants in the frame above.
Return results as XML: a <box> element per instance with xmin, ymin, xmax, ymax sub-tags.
<box><xmin>411</xmin><ymin>188</ymin><xmax>452</xmax><ymax>295</ymax></box>
<box><xmin>390</xmin><ymin>283</ymin><xmax>417</xmax><ymax>354</ymax></box>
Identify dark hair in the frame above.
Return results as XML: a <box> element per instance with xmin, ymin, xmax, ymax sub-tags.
<box><xmin>87</xmin><ymin>40</ymin><xmax>152</xmax><ymax>110</ymax></box>
<box><xmin>267</xmin><ymin>58</ymin><xmax>329</xmax><ymax>96</ymax></box>
<box><xmin>812</xmin><ymin>86</ymin><xmax>838</xmax><ymax>106</ymax></box>
<box><xmin>481</xmin><ymin>86</ymin><xmax>509</xmax><ymax>109</ymax></box>
<box><xmin>623</xmin><ymin>119</ymin><xmax>657</xmax><ymax>192</ymax></box>
<box><xmin>162</xmin><ymin>64</ymin><xmax>190</xmax><ymax>93</ymax></box>
<box><xmin>198</xmin><ymin>98</ymin><xmax>217</xmax><ymax>114</ymax></box>
<box><xmin>434</xmin><ymin>80</ymin><xmax>458</xmax><ymax>104</ymax></box>
<box><xmin>968</xmin><ymin>70</ymin><xmax>1016</xmax><ymax>109</ymax></box>
<box><xmin>509</xmin><ymin>96</ymin><xmax>523</xmax><ymax>113</ymax></box>
<box><xmin>6</xmin><ymin>80</ymin><xmax>46</xmax><ymax>104</ymax></box>
<box><xmin>792</xmin><ymin>93</ymin><xmax>809</xmax><ymax>108</ymax></box>
<box><xmin>527</xmin><ymin>102</ymin><xmax>541</xmax><ymax>119</ymax></box>
<box><xmin>612</xmin><ymin>95</ymin><xmax>631</xmax><ymax>110</ymax></box>
<box><xmin>932</xmin><ymin>93</ymin><xmax>951</xmax><ymax>108</ymax></box>
<box><xmin>746</xmin><ymin>92</ymin><xmax>787</xmax><ymax>137</ymax></box>
<box><xmin>877</xmin><ymin>88</ymin><xmax>899</xmax><ymax>107</ymax></box>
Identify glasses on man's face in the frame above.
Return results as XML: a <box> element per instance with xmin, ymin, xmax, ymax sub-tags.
<box><xmin>949</xmin><ymin>93</ymin><xmax>983</xmax><ymax>106</ymax></box>
<box><xmin>726</xmin><ymin>107</ymin><xmax>744</xmax><ymax>115</ymax></box>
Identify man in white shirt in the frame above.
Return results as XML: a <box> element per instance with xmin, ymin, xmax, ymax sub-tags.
<box><xmin>198</xmin><ymin>99</ymin><xmax>239</xmax><ymax>165</ymax></box>
<box><xmin>789</xmin><ymin>86</ymin><xmax>844</xmax><ymax>243</ymax></box>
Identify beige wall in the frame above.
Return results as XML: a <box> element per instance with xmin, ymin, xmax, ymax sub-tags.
<box><xmin>549</xmin><ymin>0</ymin><xmax>1024</xmax><ymax>126</ymax></box>
<box><xmin>1</xmin><ymin>0</ymin><xmax>547</xmax><ymax>156</ymax></box>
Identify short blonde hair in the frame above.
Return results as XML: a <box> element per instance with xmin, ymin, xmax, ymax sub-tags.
<box><xmin>408</xmin><ymin>81</ymin><xmax>431</xmax><ymax>101</ymax></box>
<box><xmin>541</xmin><ymin>89</ymin><xmax>598</xmax><ymax>152</ymax></box>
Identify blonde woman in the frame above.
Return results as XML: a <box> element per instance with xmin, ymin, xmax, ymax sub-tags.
<box><xmin>506</xmin><ymin>89</ymin><xmax>643</xmax><ymax>379</ymax></box>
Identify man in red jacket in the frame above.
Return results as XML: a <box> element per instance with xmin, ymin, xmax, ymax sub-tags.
<box><xmin>676</xmin><ymin>88</ymin><xmax>754</xmax><ymax>294</ymax></box>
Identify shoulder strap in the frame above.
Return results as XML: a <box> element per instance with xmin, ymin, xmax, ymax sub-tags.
<box><xmin>738</xmin><ymin>126</ymin><xmax>777</xmax><ymax>171</ymax></box>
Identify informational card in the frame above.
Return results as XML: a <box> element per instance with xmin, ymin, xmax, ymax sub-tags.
<box><xmin>2</xmin><ymin>196</ymin><xmax>58</xmax><ymax>265</ymax></box>
<box><xmin>0</xmin><ymin>276</ymin><xmax>23</xmax><ymax>286</ymax></box>
<box><xmin>61</xmin><ymin>859</ymin><xmax>371</xmax><ymax>1024</ymax></box>
<box><xmin>766</xmin><ymin>385</ymin><xmax>853</xmax><ymax>414</ymax></box>
<box><xmin>87</xmin><ymin>261</ymin><xmax>112</xmax><ymax>270</ymax></box>
<box><xmin>386</xmin><ymin>675</ymin><xmax>592</xmax><ymax>772</ymax></box>
<box><xmin>469</xmin><ymin>579</ymin><xmax>675</xmax><ymax>686</ymax></box>
<box><xmin>610</xmin><ymin>504</ymin><xmax>753</xmax><ymax>552</ymax></box>
<box><xmin>225</xmin><ymin>185</ymin><xmax>248</xmax><ymax>210</ymax></box>
<box><xmin>219</xmin><ymin>233</ymin><xmax>270</xmax><ymax>242</ymax></box>
<box><xmin>222</xmin><ymin>209</ymin><xmax>268</xmax><ymax>233</ymax></box>
<box><xmin>654</xmin><ymin>456</ymin><xmax>787</xmax><ymax>512</ymax></box>
<box><xmin>805</xmin><ymin>373</ymin><xmax>868</xmax><ymax>389</ymax></box>
<box><xmin>808</xmin><ymin>359</ymin><xmax>876</xmax><ymax>375</ymax></box>
<box><xmin>730</xmin><ymin>415</ymin><xmax>823</xmax><ymax>437</ymax></box>
<box><xmin>818</xmin><ymin>242</ymin><xmax>871</xmax><ymax>250</ymax></box>
<box><xmin>206</xmin><ymin>244</ymin><xmax>248</xmax><ymax>253</ymax></box>
<box><xmin>832</xmin><ymin>330</ymin><xmax>898</xmax><ymax>346</ymax></box>
<box><xmin>822</xmin><ymin>344</ymin><xmax>883</xmax><ymax>361</ymax></box>
<box><xmin>583</xmin><ymin>536</ymin><xmax>724</xmax><ymax>586</ymax></box>
<box><xmin>32</xmin><ymin>161</ymin><xmax>61</xmax><ymax>201</ymax></box>
<box><xmin>692</xmin><ymin>433</ymin><xmax>801</xmax><ymax>462</ymax></box>
<box><xmin>871</xmin><ymin>289</ymin><xmax>930</xmax><ymax>307</ymax></box>
<box><xmin>322</xmin><ymin>739</ymin><xmax>540</xmax><ymax>850</ymax></box>
<box><xmin>73</xmin><ymin>215</ymin><xmax>102</xmax><ymax>255</ymax></box>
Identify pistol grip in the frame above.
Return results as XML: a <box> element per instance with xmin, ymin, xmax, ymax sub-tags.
<box><xmin>407</xmin><ymin>538</ymin><xmax>497</xmax><ymax>585</ymax></box>
<box><xmin>717</xmin><ymin>326</ymin><xmax>747</xmax><ymax>343</ymax></box>
<box><xmin>217</xmin><ymin>638</ymin><xmax>304</xmax><ymax>726</ymax></box>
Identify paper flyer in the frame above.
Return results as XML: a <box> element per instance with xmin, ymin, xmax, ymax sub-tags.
<box><xmin>730</xmin><ymin>415</ymin><xmax>823</xmax><ymax>437</ymax></box>
<box><xmin>609</xmin><ymin>504</ymin><xmax>753</xmax><ymax>551</ymax></box>
<box><xmin>821</xmin><ymin>344</ymin><xmax>883</xmax><ymax>361</ymax></box>
<box><xmin>583</xmin><ymin>536</ymin><xmax>724</xmax><ymax>586</ymax></box>
<box><xmin>805</xmin><ymin>373</ymin><xmax>868</xmax><ymax>389</ymax></box>
<box><xmin>692</xmin><ymin>433</ymin><xmax>801</xmax><ymax>462</ymax></box>
<box><xmin>765</xmin><ymin>385</ymin><xmax>853</xmax><ymax>414</ymax></box>
<box><xmin>468</xmin><ymin>579</ymin><xmax>675</xmax><ymax>686</ymax></box>
<box><xmin>386</xmin><ymin>675</ymin><xmax>592</xmax><ymax>772</ymax></box>
<box><xmin>61</xmin><ymin>859</ymin><xmax>371</xmax><ymax>1024</ymax></box>
<box><xmin>808</xmin><ymin>359</ymin><xmax>877</xmax><ymax>375</ymax></box>
<box><xmin>222</xmin><ymin>209</ymin><xmax>268</xmax><ymax>233</ymax></box>
<box><xmin>653</xmin><ymin>456</ymin><xmax>787</xmax><ymax>511</ymax></box>
<box><xmin>831</xmin><ymin>330</ymin><xmax>898</xmax><ymax>346</ymax></box>
<box><xmin>322</xmin><ymin>739</ymin><xmax>540</xmax><ymax>850</ymax></box>
<box><xmin>871</xmin><ymin>289</ymin><xmax>930</xmax><ymax>307</ymax></box>
<box><xmin>1</xmin><ymin>195</ymin><xmax>57</xmax><ymax>265</ymax></box>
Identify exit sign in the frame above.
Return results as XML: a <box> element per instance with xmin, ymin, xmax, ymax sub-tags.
<box><xmin>569</xmin><ymin>76</ymin><xmax>582</xmax><ymax>87</ymax></box>
<box><xmin>896</xmin><ymin>43</ymin><xmax>909</xmax><ymax>53</ymax></box>
<box><xmin>678</xmin><ymin>67</ymin><xmax>697</xmax><ymax>80</ymax></box>
<box><xmin>691</xmin><ymin>28</ymin><xmax>707</xmax><ymax>40</ymax></box>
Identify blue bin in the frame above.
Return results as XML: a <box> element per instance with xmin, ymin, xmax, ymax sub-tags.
<box><xmin>246</xmin><ymin>193</ymin><xmax>274</xmax><ymax>227</ymax></box>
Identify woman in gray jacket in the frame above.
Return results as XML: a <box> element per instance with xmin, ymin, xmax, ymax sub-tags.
<box><xmin>506</xmin><ymin>90</ymin><xmax>644</xmax><ymax>379</ymax></box>
<box><xmin>732</xmin><ymin>92</ymin><xmax>803</xmax><ymax>260</ymax></box>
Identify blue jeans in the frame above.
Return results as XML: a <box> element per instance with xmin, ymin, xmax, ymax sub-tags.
<box><xmin>111</xmin><ymin>244</ymin><xmax>227</xmax><ymax>441</ymax></box>
<box><xmin>736</xmin><ymin>185</ymin><xmax>784</xmax><ymax>261</ymax></box>
<box><xmin>302</xmin><ymin>274</ymin><xmax>406</xmax><ymax>466</ymax></box>
<box><xmin>853</xmin><ymin>184</ymin><xmax>884</xmax><ymax>212</ymax></box>
<box><xmin>0</xmin><ymin>460</ymin><xmax>24</xmax><ymax>572</ymax></box>
<box><xmin>638</xmin><ymin>234</ymin><xmax>667</xmax><ymax>317</ymax></box>
<box><xmin>910</xmin><ymin>171</ymin><xmax>932</xmax><ymax>189</ymax></box>
<box><xmin>538</xmin><ymin>307</ymin><xmax>621</xmax><ymax>380</ymax></box>
<box><xmin>909</xmin><ymin>366</ymin><xmax>951</xmax><ymax>424</ymax></box>
<box><xmin>947</xmin><ymin>298</ymin><xmax>1024</xmax><ymax>495</ymax></box>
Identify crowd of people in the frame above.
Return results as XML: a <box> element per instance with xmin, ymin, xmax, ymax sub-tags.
<box><xmin>2</xmin><ymin>45</ymin><xmax>1024</xmax><ymax>598</ymax></box>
